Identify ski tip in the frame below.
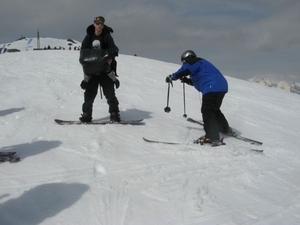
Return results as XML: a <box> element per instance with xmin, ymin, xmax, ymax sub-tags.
<box><xmin>251</xmin><ymin>149</ymin><xmax>264</xmax><ymax>153</ymax></box>
<box><xmin>251</xmin><ymin>142</ymin><xmax>263</xmax><ymax>146</ymax></box>
<box><xmin>54</xmin><ymin>119</ymin><xmax>64</xmax><ymax>124</ymax></box>
<box><xmin>120</xmin><ymin>119</ymin><xmax>144</xmax><ymax>124</ymax></box>
<box><xmin>143</xmin><ymin>137</ymin><xmax>180</xmax><ymax>145</ymax></box>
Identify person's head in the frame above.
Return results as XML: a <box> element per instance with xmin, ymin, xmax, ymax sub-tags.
<box><xmin>93</xmin><ymin>16</ymin><xmax>105</xmax><ymax>33</ymax></box>
<box><xmin>181</xmin><ymin>50</ymin><xmax>196</xmax><ymax>63</ymax></box>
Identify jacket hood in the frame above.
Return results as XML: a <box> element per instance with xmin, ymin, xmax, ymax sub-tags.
<box><xmin>86</xmin><ymin>24</ymin><xmax>114</xmax><ymax>36</ymax></box>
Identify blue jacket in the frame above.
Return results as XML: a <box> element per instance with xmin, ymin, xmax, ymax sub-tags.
<box><xmin>172</xmin><ymin>58</ymin><xmax>228</xmax><ymax>95</ymax></box>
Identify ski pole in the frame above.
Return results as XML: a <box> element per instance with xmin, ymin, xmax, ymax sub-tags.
<box><xmin>164</xmin><ymin>82</ymin><xmax>171</xmax><ymax>113</ymax></box>
<box><xmin>183</xmin><ymin>83</ymin><xmax>187</xmax><ymax>117</ymax></box>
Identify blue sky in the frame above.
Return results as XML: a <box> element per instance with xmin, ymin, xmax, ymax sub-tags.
<box><xmin>1</xmin><ymin>0</ymin><xmax>299</xmax><ymax>81</ymax></box>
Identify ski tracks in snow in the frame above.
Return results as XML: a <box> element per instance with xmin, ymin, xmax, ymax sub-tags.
<box><xmin>87</xmin><ymin>144</ymin><xmax>265</xmax><ymax>224</ymax></box>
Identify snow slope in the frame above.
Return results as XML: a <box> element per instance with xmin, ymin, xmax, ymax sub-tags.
<box><xmin>1</xmin><ymin>50</ymin><xmax>300</xmax><ymax>225</ymax></box>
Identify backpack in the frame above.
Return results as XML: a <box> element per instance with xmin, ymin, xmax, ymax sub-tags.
<box><xmin>79</xmin><ymin>49</ymin><xmax>110</xmax><ymax>75</ymax></box>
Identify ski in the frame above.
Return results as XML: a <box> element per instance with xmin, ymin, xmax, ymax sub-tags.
<box><xmin>54</xmin><ymin>119</ymin><xmax>144</xmax><ymax>125</ymax></box>
<box><xmin>143</xmin><ymin>137</ymin><xmax>263</xmax><ymax>152</ymax></box>
<box><xmin>187</xmin><ymin>117</ymin><xmax>204</xmax><ymax>125</ymax></box>
<box><xmin>143</xmin><ymin>137</ymin><xmax>225</xmax><ymax>147</ymax></box>
<box><xmin>0</xmin><ymin>152</ymin><xmax>16</xmax><ymax>156</ymax></box>
<box><xmin>143</xmin><ymin>137</ymin><xmax>180</xmax><ymax>145</ymax></box>
<box><xmin>187</xmin><ymin>118</ymin><xmax>263</xmax><ymax>146</ymax></box>
<box><xmin>250</xmin><ymin>149</ymin><xmax>264</xmax><ymax>153</ymax></box>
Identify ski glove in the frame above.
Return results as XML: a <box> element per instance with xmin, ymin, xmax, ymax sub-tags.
<box><xmin>83</xmin><ymin>74</ymin><xmax>91</xmax><ymax>82</ymax></box>
<box><xmin>165</xmin><ymin>75</ymin><xmax>173</xmax><ymax>83</ymax></box>
<box><xmin>180</xmin><ymin>77</ymin><xmax>193</xmax><ymax>86</ymax></box>
<box><xmin>80</xmin><ymin>80</ymin><xmax>88</xmax><ymax>90</ymax></box>
<box><xmin>114</xmin><ymin>79</ymin><xmax>120</xmax><ymax>89</ymax></box>
<box><xmin>107</xmin><ymin>70</ymin><xmax>120</xmax><ymax>89</ymax></box>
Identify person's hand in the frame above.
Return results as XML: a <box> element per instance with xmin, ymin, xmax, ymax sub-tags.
<box><xmin>114</xmin><ymin>78</ymin><xmax>120</xmax><ymax>89</ymax></box>
<box><xmin>107</xmin><ymin>70</ymin><xmax>120</xmax><ymax>89</ymax></box>
<box><xmin>180</xmin><ymin>77</ymin><xmax>193</xmax><ymax>86</ymax></box>
<box><xmin>80</xmin><ymin>80</ymin><xmax>88</xmax><ymax>90</ymax></box>
<box><xmin>165</xmin><ymin>75</ymin><xmax>173</xmax><ymax>83</ymax></box>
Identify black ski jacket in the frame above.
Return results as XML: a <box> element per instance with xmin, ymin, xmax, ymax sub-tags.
<box><xmin>81</xmin><ymin>24</ymin><xmax>119</xmax><ymax>60</ymax></box>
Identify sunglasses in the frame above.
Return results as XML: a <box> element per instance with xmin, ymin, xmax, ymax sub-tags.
<box><xmin>95</xmin><ymin>22</ymin><xmax>104</xmax><ymax>26</ymax></box>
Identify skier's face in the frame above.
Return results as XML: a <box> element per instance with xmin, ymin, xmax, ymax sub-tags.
<box><xmin>94</xmin><ymin>22</ymin><xmax>104</xmax><ymax>33</ymax></box>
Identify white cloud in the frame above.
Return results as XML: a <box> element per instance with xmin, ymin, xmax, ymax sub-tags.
<box><xmin>0</xmin><ymin>0</ymin><xmax>299</xmax><ymax>80</ymax></box>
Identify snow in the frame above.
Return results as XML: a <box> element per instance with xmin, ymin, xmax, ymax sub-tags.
<box><xmin>1</xmin><ymin>50</ymin><xmax>300</xmax><ymax>225</ymax></box>
<box><xmin>248</xmin><ymin>77</ymin><xmax>292</xmax><ymax>92</ymax></box>
<box><xmin>1</xmin><ymin>37</ymin><xmax>81</xmax><ymax>52</ymax></box>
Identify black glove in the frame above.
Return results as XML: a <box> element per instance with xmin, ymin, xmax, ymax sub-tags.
<box><xmin>114</xmin><ymin>78</ymin><xmax>120</xmax><ymax>89</ymax></box>
<box><xmin>80</xmin><ymin>80</ymin><xmax>88</xmax><ymax>90</ymax></box>
<box><xmin>165</xmin><ymin>75</ymin><xmax>173</xmax><ymax>83</ymax></box>
<box><xmin>180</xmin><ymin>77</ymin><xmax>193</xmax><ymax>86</ymax></box>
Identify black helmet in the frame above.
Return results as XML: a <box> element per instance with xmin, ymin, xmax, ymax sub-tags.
<box><xmin>181</xmin><ymin>50</ymin><xmax>196</xmax><ymax>62</ymax></box>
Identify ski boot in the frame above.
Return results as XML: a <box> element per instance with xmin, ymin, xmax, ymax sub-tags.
<box><xmin>79</xmin><ymin>113</ymin><xmax>92</xmax><ymax>123</ymax></box>
<box><xmin>110</xmin><ymin>112</ymin><xmax>121</xmax><ymax>123</ymax></box>
<box><xmin>194</xmin><ymin>135</ymin><xmax>225</xmax><ymax>147</ymax></box>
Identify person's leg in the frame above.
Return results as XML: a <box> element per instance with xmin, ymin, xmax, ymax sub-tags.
<box><xmin>201</xmin><ymin>92</ymin><xmax>220</xmax><ymax>141</ymax></box>
<box><xmin>100</xmin><ymin>75</ymin><xmax>120</xmax><ymax>121</ymax></box>
<box><xmin>81</xmin><ymin>76</ymin><xmax>99</xmax><ymax>121</ymax></box>
<box><xmin>215</xmin><ymin>92</ymin><xmax>231</xmax><ymax>134</ymax></box>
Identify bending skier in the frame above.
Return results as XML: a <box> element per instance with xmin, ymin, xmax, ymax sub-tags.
<box><xmin>166</xmin><ymin>50</ymin><xmax>232</xmax><ymax>146</ymax></box>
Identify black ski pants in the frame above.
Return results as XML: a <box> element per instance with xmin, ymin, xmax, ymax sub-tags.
<box><xmin>201</xmin><ymin>92</ymin><xmax>229</xmax><ymax>141</ymax></box>
<box><xmin>82</xmin><ymin>74</ymin><xmax>119</xmax><ymax>117</ymax></box>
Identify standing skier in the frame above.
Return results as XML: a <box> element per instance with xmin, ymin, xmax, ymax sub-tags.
<box><xmin>166</xmin><ymin>50</ymin><xmax>232</xmax><ymax>146</ymax></box>
<box><xmin>79</xmin><ymin>16</ymin><xmax>120</xmax><ymax>123</ymax></box>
